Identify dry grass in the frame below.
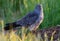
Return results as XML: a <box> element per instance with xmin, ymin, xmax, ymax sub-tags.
<box><xmin>0</xmin><ymin>30</ymin><xmax>60</xmax><ymax>41</ymax></box>
<box><xmin>0</xmin><ymin>19</ymin><xmax>60</xmax><ymax>41</ymax></box>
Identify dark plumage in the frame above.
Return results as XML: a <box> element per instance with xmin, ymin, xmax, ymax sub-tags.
<box><xmin>4</xmin><ymin>4</ymin><xmax>44</xmax><ymax>31</ymax></box>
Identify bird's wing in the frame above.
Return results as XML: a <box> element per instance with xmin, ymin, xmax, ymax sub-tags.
<box><xmin>16</xmin><ymin>12</ymin><xmax>39</xmax><ymax>26</ymax></box>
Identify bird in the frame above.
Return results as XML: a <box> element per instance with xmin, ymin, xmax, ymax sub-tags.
<box><xmin>4</xmin><ymin>4</ymin><xmax>44</xmax><ymax>32</ymax></box>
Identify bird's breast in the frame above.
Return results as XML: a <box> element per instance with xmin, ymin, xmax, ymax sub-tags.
<box><xmin>38</xmin><ymin>10</ymin><xmax>44</xmax><ymax>24</ymax></box>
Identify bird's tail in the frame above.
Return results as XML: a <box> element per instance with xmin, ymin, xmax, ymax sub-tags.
<box><xmin>4</xmin><ymin>22</ymin><xmax>22</xmax><ymax>31</ymax></box>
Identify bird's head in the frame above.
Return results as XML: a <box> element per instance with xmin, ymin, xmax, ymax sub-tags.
<box><xmin>35</xmin><ymin>4</ymin><xmax>41</xmax><ymax>10</ymax></box>
<box><xmin>34</xmin><ymin>4</ymin><xmax>43</xmax><ymax>13</ymax></box>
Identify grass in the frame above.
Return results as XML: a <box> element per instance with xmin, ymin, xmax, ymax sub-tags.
<box><xmin>0</xmin><ymin>0</ymin><xmax>60</xmax><ymax>41</ymax></box>
<box><xmin>0</xmin><ymin>28</ymin><xmax>60</xmax><ymax>41</ymax></box>
<box><xmin>0</xmin><ymin>0</ymin><xmax>60</xmax><ymax>29</ymax></box>
<box><xmin>0</xmin><ymin>20</ymin><xmax>60</xmax><ymax>41</ymax></box>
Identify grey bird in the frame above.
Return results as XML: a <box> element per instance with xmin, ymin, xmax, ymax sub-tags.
<box><xmin>4</xmin><ymin>4</ymin><xmax>44</xmax><ymax>32</ymax></box>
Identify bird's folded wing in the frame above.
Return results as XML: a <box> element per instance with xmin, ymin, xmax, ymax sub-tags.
<box><xmin>16</xmin><ymin>13</ymin><xmax>39</xmax><ymax>26</ymax></box>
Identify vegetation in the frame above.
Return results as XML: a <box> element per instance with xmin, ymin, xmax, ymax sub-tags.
<box><xmin>0</xmin><ymin>0</ymin><xmax>60</xmax><ymax>41</ymax></box>
<box><xmin>0</xmin><ymin>20</ymin><xmax>60</xmax><ymax>41</ymax></box>
<box><xmin>0</xmin><ymin>0</ymin><xmax>60</xmax><ymax>29</ymax></box>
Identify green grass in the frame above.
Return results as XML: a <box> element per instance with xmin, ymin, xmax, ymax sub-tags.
<box><xmin>0</xmin><ymin>0</ymin><xmax>60</xmax><ymax>29</ymax></box>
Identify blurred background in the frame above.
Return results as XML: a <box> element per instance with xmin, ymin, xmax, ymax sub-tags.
<box><xmin>0</xmin><ymin>0</ymin><xmax>60</xmax><ymax>31</ymax></box>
